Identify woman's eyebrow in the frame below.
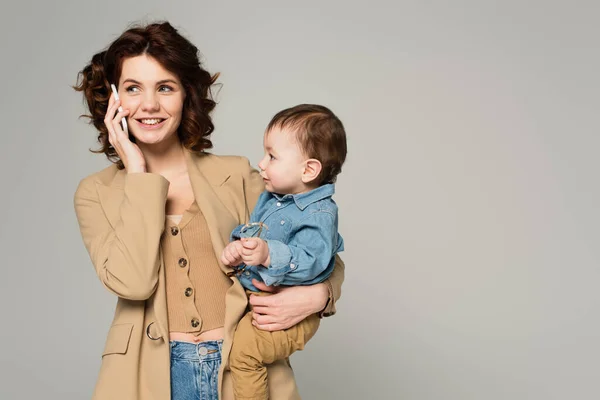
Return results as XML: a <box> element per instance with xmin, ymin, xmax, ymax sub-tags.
<box><xmin>122</xmin><ymin>78</ymin><xmax>141</xmax><ymax>85</ymax></box>
<box><xmin>121</xmin><ymin>79</ymin><xmax>179</xmax><ymax>85</ymax></box>
<box><xmin>156</xmin><ymin>79</ymin><xmax>178</xmax><ymax>85</ymax></box>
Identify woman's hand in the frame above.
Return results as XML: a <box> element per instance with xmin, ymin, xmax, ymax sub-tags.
<box><xmin>105</xmin><ymin>93</ymin><xmax>146</xmax><ymax>173</ymax></box>
<box><xmin>249</xmin><ymin>279</ymin><xmax>329</xmax><ymax>331</ymax></box>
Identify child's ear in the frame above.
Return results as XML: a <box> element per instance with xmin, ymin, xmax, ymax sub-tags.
<box><xmin>302</xmin><ymin>159</ymin><xmax>322</xmax><ymax>184</ymax></box>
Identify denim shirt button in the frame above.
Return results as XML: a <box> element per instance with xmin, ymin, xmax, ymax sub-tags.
<box><xmin>276</xmin><ymin>202</ymin><xmax>282</xmax><ymax>206</ymax></box>
<box><xmin>280</xmin><ymin>220</ymin><xmax>285</xmax><ymax>225</ymax></box>
<box><xmin>290</xmin><ymin>263</ymin><xmax>296</xmax><ymax>270</ymax></box>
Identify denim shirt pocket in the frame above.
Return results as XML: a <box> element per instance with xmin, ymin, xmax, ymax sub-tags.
<box><xmin>265</xmin><ymin>215</ymin><xmax>293</xmax><ymax>241</ymax></box>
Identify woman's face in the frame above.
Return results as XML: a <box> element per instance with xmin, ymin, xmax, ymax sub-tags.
<box><xmin>117</xmin><ymin>54</ymin><xmax>185</xmax><ymax>147</ymax></box>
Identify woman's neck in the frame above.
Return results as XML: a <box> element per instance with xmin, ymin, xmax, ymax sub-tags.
<box><xmin>138</xmin><ymin>139</ymin><xmax>187</xmax><ymax>176</ymax></box>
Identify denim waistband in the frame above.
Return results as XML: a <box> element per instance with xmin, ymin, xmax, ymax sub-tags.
<box><xmin>169</xmin><ymin>340</ymin><xmax>223</xmax><ymax>362</ymax></box>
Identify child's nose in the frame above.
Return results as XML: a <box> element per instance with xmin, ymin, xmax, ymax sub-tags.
<box><xmin>258</xmin><ymin>158</ymin><xmax>266</xmax><ymax>171</ymax></box>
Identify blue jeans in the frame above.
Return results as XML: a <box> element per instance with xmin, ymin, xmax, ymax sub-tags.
<box><xmin>170</xmin><ymin>340</ymin><xmax>223</xmax><ymax>400</ymax></box>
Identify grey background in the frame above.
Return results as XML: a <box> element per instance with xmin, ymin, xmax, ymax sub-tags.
<box><xmin>0</xmin><ymin>1</ymin><xmax>599</xmax><ymax>399</ymax></box>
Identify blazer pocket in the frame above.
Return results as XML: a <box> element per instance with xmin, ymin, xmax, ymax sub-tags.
<box><xmin>102</xmin><ymin>323</ymin><xmax>134</xmax><ymax>357</ymax></box>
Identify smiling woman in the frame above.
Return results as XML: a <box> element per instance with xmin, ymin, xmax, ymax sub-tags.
<box><xmin>72</xmin><ymin>21</ymin><xmax>345</xmax><ymax>400</ymax></box>
<box><xmin>74</xmin><ymin>22</ymin><xmax>218</xmax><ymax>169</ymax></box>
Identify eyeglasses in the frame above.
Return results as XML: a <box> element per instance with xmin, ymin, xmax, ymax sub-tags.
<box><xmin>239</xmin><ymin>221</ymin><xmax>269</xmax><ymax>238</ymax></box>
<box><xmin>226</xmin><ymin>222</ymin><xmax>269</xmax><ymax>277</ymax></box>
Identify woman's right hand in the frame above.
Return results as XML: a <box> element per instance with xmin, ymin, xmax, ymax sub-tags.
<box><xmin>105</xmin><ymin>93</ymin><xmax>146</xmax><ymax>173</ymax></box>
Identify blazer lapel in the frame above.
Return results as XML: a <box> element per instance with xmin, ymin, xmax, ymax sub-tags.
<box><xmin>185</xmin><ymin>151</ymin><xmax>239</xmax><ymax>275</ymax></box>
<box><xmin>184</xmin><ymin>152</ymin><xmax>251</xmax><ymax>378</ymax></box>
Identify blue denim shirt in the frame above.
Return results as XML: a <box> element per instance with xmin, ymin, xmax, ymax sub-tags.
<box><xmin>230</xmin><ymin>184</ymin><xmax>344</xmax><ymax>292</ymax></box>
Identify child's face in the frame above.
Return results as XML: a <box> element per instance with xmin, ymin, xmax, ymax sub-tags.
<box><xmin>257</xmin><ymin>127</ymin><xmax>308</xmax><ymax>195</ymax></box>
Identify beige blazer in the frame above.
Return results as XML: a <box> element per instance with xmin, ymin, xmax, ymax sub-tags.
<box><xmin>74</xmin><ymin>150</ymin><xmax>345</xmax><ymax>400</ymax></box>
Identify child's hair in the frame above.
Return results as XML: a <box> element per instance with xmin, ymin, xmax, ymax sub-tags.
<box><xmin>267</xmin><ymin>104</ymin><xmax>347</xmax><ymax>184</ymax></box>
<box><xmin>73</xmin><ymin>21</ymin><xmax>219</xmax><ymax>169</ymax></box>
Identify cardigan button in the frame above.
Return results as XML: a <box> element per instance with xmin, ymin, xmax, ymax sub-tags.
<box><xmin>178</xmin><ymin>258</ymin><xmax>188</xmax><ymax>268</ymax></box>
<box><xmin>171</xmin><ymin>226</ymin><xmax>179</xmax><ymax>236</ymax></box>
<box><xmin>185</xmin><ymin>287</ymin><xmax>193</xmax><ymax>297</ymax></box>
<box><xmin>191</xmin><ymin>319</ymin><xmax>200</xmax><ymax>328</ymax></box>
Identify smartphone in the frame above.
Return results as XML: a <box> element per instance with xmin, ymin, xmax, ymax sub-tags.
<box><xmin>110</xmin><ymin>84</ymin><xmax>128</xmax><ymax>132</ymax></box>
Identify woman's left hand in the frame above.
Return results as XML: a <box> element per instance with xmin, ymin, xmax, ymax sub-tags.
<box><xmin>249</xmin><ymin>279</ymin><xmax>329</xmax><ymax>331</ymax></box>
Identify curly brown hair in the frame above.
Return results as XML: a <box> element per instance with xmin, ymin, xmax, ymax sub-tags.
<box><xmin>74</xmin><ymin>21</ymin><xmax>219</xmax><ymax>168</ymax></box>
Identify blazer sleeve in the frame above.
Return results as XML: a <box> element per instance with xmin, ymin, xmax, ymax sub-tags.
<box><xmin>238</xmin><ymin>157</ymin><xmax>345</xmax><ymax>318</ymax></box>
<box><xmin>320</xmin><ymin>255</ymin><xmax>345</xmax><ymax>317</ymax></box>
<box><xmin>74</xmin><ymin>173</ymin><xmax>169</xmax><ymax>300</ymax></box>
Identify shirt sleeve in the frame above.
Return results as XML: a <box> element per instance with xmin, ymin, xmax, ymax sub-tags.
<box><xmin>257</xmin><ymin>210</ymin><xmax>339</xmax><ymax>286</ymax></box>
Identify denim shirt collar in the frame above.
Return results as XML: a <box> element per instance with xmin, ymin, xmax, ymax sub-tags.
<box><xmin>273</xmin><ymin>184</ymin><xmax>335</xmax><ymax>210</ymax></box>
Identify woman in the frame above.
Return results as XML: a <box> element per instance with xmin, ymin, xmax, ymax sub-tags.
<box><xmin>73</xmin><ymin>21</ymin><xmax>344</xmax><ymax>400</ymax></box>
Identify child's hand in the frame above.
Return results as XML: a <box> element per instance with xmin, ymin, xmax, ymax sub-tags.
<box><xmin>221</xmin><ymin>241</ymin><xmax>244</xmax><ymax>266</ymax></box>
<box><xmin>241</xmin><ymin>238</ymin><xmax>270</xmax><ymax>267</ymax></box>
